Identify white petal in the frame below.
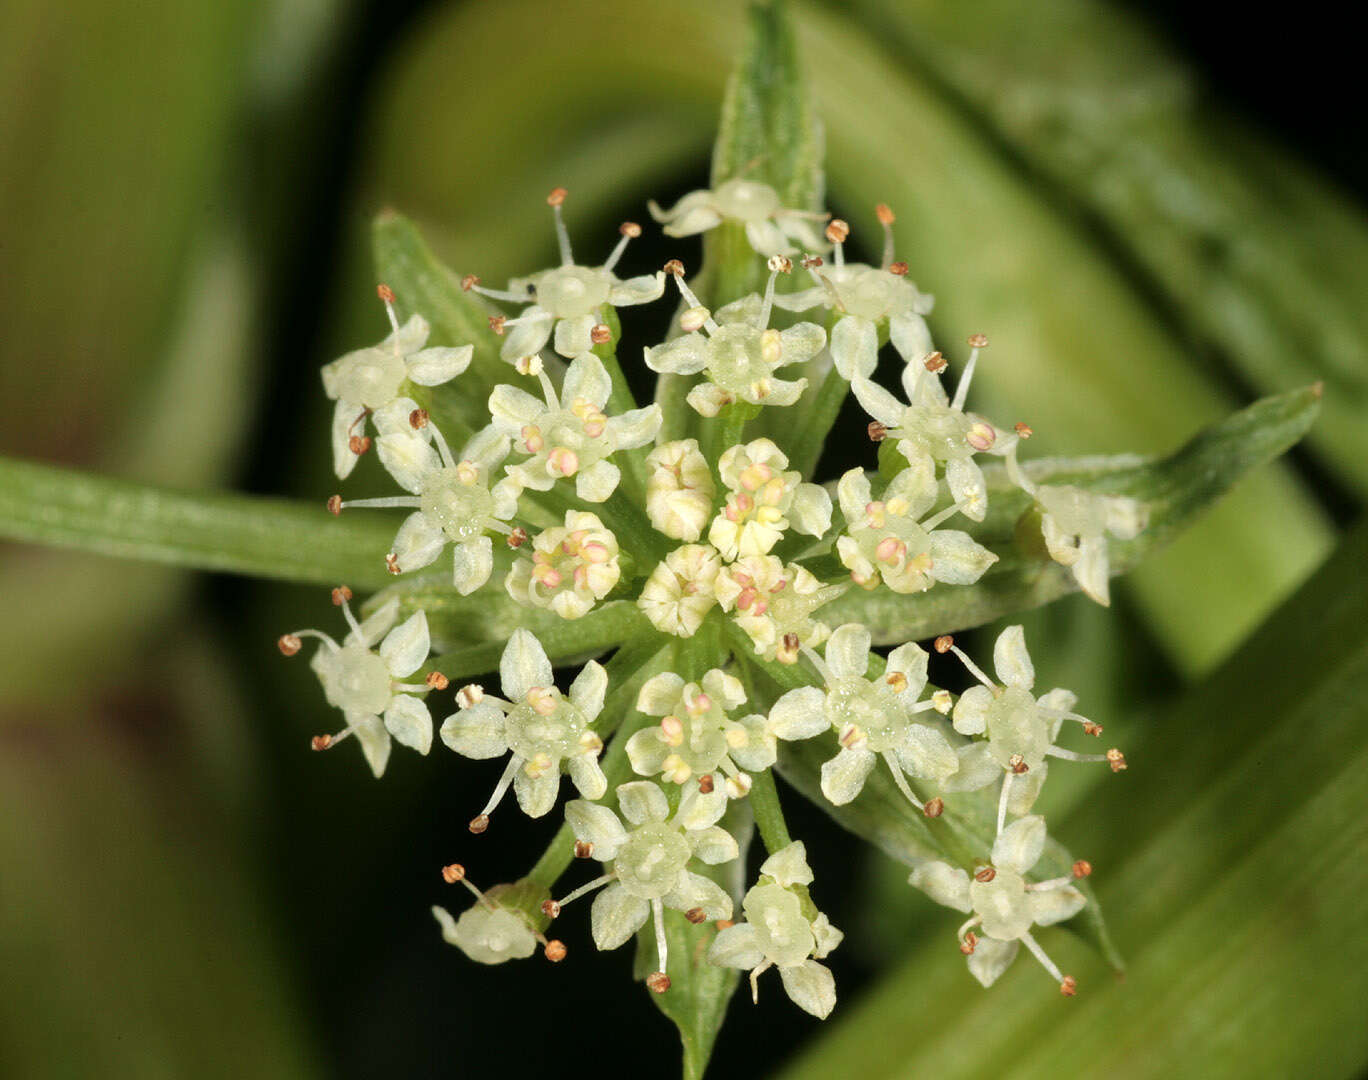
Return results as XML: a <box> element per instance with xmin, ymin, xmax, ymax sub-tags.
<box><xmin>992</xmin><ymin>814</ymin><xmax>1047</xmax><ymax>874</ymax></box>
<box><xmin>637</xmin><ymin>672</ymin><xmax>686</xmax><ymax>716</ymax></box>
<box><xmin>383</xmin><ymin>694</ymin><xmax>432</xmax><ymax>754</ymax></box>
<box><xmin>460</xmin><ymin>424</ymin><xmax>510</xmax><ymax>472</ymax></box>
<box><xmin>942</xmin><ymin>741</ymin><xmax>1000</xmax><ymax>791</ymax></box>
<box><xmin>564</xmin><ymin>799</ymin><xmax>628</xmax><ymax>860</ymax></box>
<box><xmin>660</xmin><ymin>205</ymin><xmax>723</xmax><ymax>237</ymax></box>
<box><xmin>380</xmin><ymin>610</ymin><xmax>430</xmax><ymax>678</ymax></box>
<box><xmin>946</xmin><ymin>457</ymin><xmax>987</xmax><ymax>522</ymax></box>
<box><xmin>569</xmin><ymin>660</ymin><xmax>608</xmax><ymax>719</ymax></box>
<box><xmin>928</xmin><ymin>531</ymin><xmax>997</xmax><ymax>585</ymax></box>
<box><xmin>897</xmin><ymin>725</ymin><xmax>959</xmax><ymax>781</ymax></box>
<box><xmin>500</xmin><ymin>628</ymin><xmax>552</xmax><ymax>701</ymax></box>
<box><xmin>391</xmin><ymin>512</ymin><xmax>445</xmax><ymax>574</ymax></box>
<box><xmin>562</xmin><ymin>354</ymin><xmax>613</xmax><ymax>407</ymax></box>
<box><xmin>675</xmin><ymin>785</ymin><xmax>728</xmax><ymax>831</ymax></box>
<box><xmin>1031</xmin><ymin>885</ymin><xmax>1087</xmax><ymax>926</ymax></box>
<box><xmin>350</xmin><ymin>712</ymin><xmax>391</xmax><ymax>778</ymax></box>
<box><xmin>605</xmin><ymin>404</ymin><xmax>662</xmax><ymax>449</ymax></box>
<box><xmin>513</xmin><ymin>767</ymin><xmax>560</xmax><ymax>818</ymax></box>
<box><xmin>769</xmin><ymin>285</ymin><xmax>827</xmax><ymax>313</ymax></box>
<box><xmin>452</xmin><ymin>536</ymin><xmax>494</xmax><ymax>595</ymax></box>
<box><xmin>886</xmin><ymin>642</ymin><xmax>929</xmax><ymax>696</ymax></box>
<box><xmin>778</xmin><ymin>960</ymin><xmax>837</xmax><ymax>1020</ymax></box>
<box><xmin>993</xmin><ymin>625</ymin><xmax>1034</xmax><ymax>690</ymax></box>
<box><xmin>761</xmin><ymin>376</ymin><xmax>808</xmax><ymax>406</ymax></box>
<box><xmin>1073</xmin><ymin>538</ymin><xmax>1111</xmax><ymax>606</ymax></box>
<box><xmin>356</xmin><ymin>596</ymin><xmax>400</xmax><ymax>646</ymax></box>
<box><xmin>566</xmin><ymin>754</ymin><xmax>608</xmax><ymax>801</ymax></box>
<box><xmin>590</xmin><ymin>883</ymin><xmax>651</xmax><ymax>950</ymax></box>
<box><xmin>889</xmin><ymin>310</ymin><xmax>933</xmax><ymax>365</ymax></box>
<box><xmin>759</xmin><ymin>840</ymin><xmax>813</xmax><ymax>888</ymax></box>
<box><xmin>952</xmin><ymin>685</ymin><xmax>992</xmax><ymax>736</ymax></box>
<box><xmin>406</xmin><ymin>344</ymin><xmax>473</xmax><ymax>385</ymax></box>
<box><xmin>331</xmin><ymin>400</ymin><xmax>360</xmax><ymax>479</ymax></box>
<box><xmin>376</xmin><ymin>432</ymin><xmax>440</xmax><ymax>494</ymax></box>
<box><xmin>391</xmin><ymin>314</ymin><xmax>430</xmax><ymax>354</ymax></box>
<box><xmin>690</xmin><ymin>826</ymin><xmax>740</xmax><ymax>865</ymax></box>
<box><xmin>789</xmin><ymin>483</ymin><xmax>832</xmax><ymax>537</ymax></box>
<box><xmin>1104</xmin><ymin>496</ymin><xmax>1146</xmax><ymax>540</ymax></box>
<box><xmin>768</xmin><ymin>686</ymin><xmax>828</xmax><ymax>740</ymax></box>
<box><xmin>373</xmin><ymin>396</ymin><xmax>428</xmax><ymax>438</ymax></box>
<box><xmin>908</xmin><ymin>860</ymin><xmax>972</xmax><ymax>912</ymax></box>
<box><xmin>745</xmin><ymin>218</ymin><xmax>791</xmax><ymax>256</ymax></box>
<box><xmin>851</xmin><ymin>377</ymin><xmax>905</xmax><ymax>427</ymax></box>
<box><xmin>779</xmin><ymin>322</ymin><xmax>826</xmax><ymax>367</ymax></box>
<box><xmin>831</xmin><ymin>316</ymin><xmax>878</xmax><ymax>380</ymax></box>
<box><xmin>617</xmin><ymin>780</ymin><xmax>669</xmax><ymax>825</ymax></box>
<box><xmin>824</xmin><ymin>624</ymin><xmax>871</xmax><ymax>679</ymax></box>
<box><xmin>439</xmin><ymin>701</ymin><xmax>507</xmax><ymax>759</ymax></box>
<box><xmin>836</xmin><ymin>467</ymin><xmax>872</xmax><ymax>521</ymax></box>
<box><xmin>715</xmin><ymin>295</ymin><xmax>762</xmax><ymax>327</ymax></box>
<box><xmin>553</xmin><ymin>315</ymin><xmax>596</xmax><ymax>359</ymax></box>
<box><xmin>664</xmin><ymin>871</ymin><xmax>732</xmax><ymax>920</ymax></box>
<box><xmin>575</xmin><ymin>459</ymin><xmax>620</xmax><ymax>503</ymax></box>
<box><xmin>608</xmin><ymin>271</ymin><xmax>666</xmax><ymax>307</ymax></box>
<box><xmin>1006</xmin><ymin>763</ymin><xmax>1047</xmax><ymax>814</ymax></box>
<box><xmin>708</xmin><ymin>923</ymin><xmax>765</xmax><ymax>969</ymax></box>
<box><xmin>487</xmin><ymin>383</ymin><xmax>546</xmax><ymax>431</ymax></box>
<box><xmin>686</xmin><ymin>382</ymin><xmax>730</xmax><ymax>417</ymax></box>
<box><xmin>644</xmin><ymin>335</ymin><xmax>709</xmax><ymax>376</ymax></box>
<box><xmin>820</xmin><ymin>747</ymin><xmax>876</xmax><ymax>805</ymax></box>
<box><xmin>499</xmin><ymin>308</ymin><xmax>553</xmax><ymax>363</ymax></box>
<box><xmin>967</xmin><ymin>937</ymin><xmax>1019</xmax><ymax>987</ymax></box>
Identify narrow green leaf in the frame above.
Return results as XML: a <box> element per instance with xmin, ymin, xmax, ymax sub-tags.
<box><xmin>780</xmin><ymin>520</ymin><xmax>1368</xmax><ymax>1080</ymax></box>
<box><xmin>0</xmin><ymin>457</ymin><xmax>398</xmax><ymax>588</ymax></box>
<box><xmin>824</xmin><ymin>385</ymin><xmax>1322</xmax><ymax>643</ymax></box>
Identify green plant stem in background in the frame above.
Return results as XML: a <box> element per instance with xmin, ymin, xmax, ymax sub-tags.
<box><xmin>747</xmin><ymin>768</ymin><xmax>793</xmax><ymax>853</ymax></box>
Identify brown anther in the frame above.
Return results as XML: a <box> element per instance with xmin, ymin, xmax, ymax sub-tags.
<box><xmin>868</xmin><ymin>421</ymin><xmax>888</xmax><ymax>442</ymax></box>
<box><xmin>547</xmin><ymin>187</ymin><xmax>567</xmax><ymax>207</ymax></box>
<box><xmin>1106</xmin><ymin>748</ymin><xmax>1127</xmax><ymax>772</ymax></box>
<box><xmin>685</xmin><ymin>907</ymin><xmax>706</xmax><ymax>925</ymax></box>
<box><xmin>326</xmin><ymin>494</ymin><xmax>343</xmax><ymax>516</ymax></box>
<box><xmin>663</xmin><ymin>259</ymin><xmax>685</xmax><ymax>277</ymax></box>
<box><xmin>923</xmin><ymin>797</ymin><xmax>945</xmax><ymax>818</ymax></box>
<box><xmin>960</xmin><ymin>931</ymin><xmax>978</xmax><ymax>955</ymax></box>
<box><xmin>888</xmin><ymin>261</ymin><xmax>909</xmax><ymax>276</ymax></box>
<box><xmin>825</xmin><ymin>219</ymin><xmax>850</xmax><ymax>244</ymax></box>
<box><xmin>697</xmin><ymin>774</ymin><xmax>715</xmax><ymax>795</ymax></box>
<box><xmin>541</xmin><ymin>899</ymin><xmax>561</xmax><ymax>919</ymax></box>
<box><xmin>590</xmin><ymin>323</ymin><xmax>612</xmax><ymax>345</ymax></box>
<box><xmin>348</xmin><ymin>434</ymin><xmax>372</xmax><ymax>456</ymax></box>
<box><xmin>875</xmin><ymin>203</ymin><xmax>896</xmax><ymax>225</ymax></box>
<box><xmin>974</xmin><ymin>866</ymin><xmax>997</xmax><ymax>883</ymax></box>
<box><xmin>425</xmin><ymin>671</ymin><xmax>450</xmax><ymax>691</ymax></box>
<box><xmin>1009</xmin><ymin>754</ymin><xmax>1030</xmax><ymax>775</ymax></box>
<box><xmin>376</xmin><ymin>283</ymin><xmax>396</xmax><ymax>304</ymax></box>
<box><xmin>619</xmin><ymin>221</ymin><xmax>641</xmax><ymax>238</ymax></box>
<box><xmin>544</xmin><ymin>940</ymin><xmax>567</xmax><ymax>963</ymax></box>
<box><xmin>715</xmin><ymin>919</ymin><xmax>735</xmax><ymax>931</ymax></box>
<box><xmin>924</xmin><ymin>351</ymin><xmax>947</xmax><ymax>373</ymax></box>
<box><xmin>1014</xmin><ymin>422</ymin><xmax>1033</xmax><ymax>439</ymax></box>
<box><xmin>1060</xmin><ymin>976</ymin><xmax>1078</xmax><ymax>997</ymax></box>
<box><xmin>574</xmin><ymin>840</ymin><xmax>594</xmax><ymax>859</ymax></box>
<box><xmin>1083</xmin><ymin>721</ymin><xmax>1103</xmax><ymax>737</ymax></box>
<box><xmin>409</xmin><ymin>408</ymin><xmax>430</xmax><ymax>430</ymax></box>
<box><xmin>311</xmin><ymin>734</ymin><xmax>332</xmax><ymax>751</ymax></box>
<box><xmin>331</xmin><ymin>585</ymin><xmax>353</xmax><ymax>606</ymax></box>
<box><xmin>767</xmin><ymin>254</ymin><xmax>793</xmax><ymax>274</ymax></box>
<box><xmin>461</xmin><ymin>274</ymin><xmax>479</xmax><ymax>292</ymax></box>
<box><xmin>801</xmin><ymin>254</ymin><xmax>824</xmax><ymax>269</ymax></box>
<box><xmin>1072</xmin><ymin>860</ymin><xmax>1093</xmax><ymax>879</ymax></box>
<box><xmin>934</xmin><ymin>634</ymin><xmax>954</xmax><ymax>654</ymax></box>
<box><xmin>507</xmin><ymin>526</ymin><xmax>529</xmax><ymax>549</ymax></box>
<box><xmin>967</xmin><ymin>333</ymin><xmax>988</xmax><ymax>348</ymax></box>
<box><xmin>441</xmin><ymin>863</ymin><xmax>465</xmax><ymax>884</ymax></box>
<box><xmin>277</xmin><ymin>634</ymin><xmax>302</xmax><ymax>657</ymax></box>
<box><xmin>646</xmin><ymin>972</ymin><xmax>671</xmax><ymax>994</ymax></box>
<box><xmin>468</xmin><ymin>814</ymin><xmax>490</xmax><ymax>834</ymax></box>
<box><xmin>487</xmin><ymin>314</ymin><xmax>507</xmax><ymax>335</ymax></box>
<box><xmin>385</xmin><ymin>553</ymin><xmax>401</xmax><ymax>576</ymax></box>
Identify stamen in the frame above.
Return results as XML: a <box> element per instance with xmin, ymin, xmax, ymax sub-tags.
<box><xmin>603</xmin><ymin>221</ymin><xmax>640</xmax><ymax>273</ymax></box>
<box><xmin>573</xmin><ymin>840</ymin><xmax>594</xmax><ymax>859</ymax></box>
<box><xmin>952</xmin><ymin>334</ymin><xmax>988</xmax><ymax>412</ymax></box>
<box><xmin>1073</xmin><ymin>860</ymin><xmax>1092</xmax><ymax>879</ymax></box>
<box><xmin>1020</xmin><ymin>930</ymin><xmax>1071</xmax><ymax>990</ymax></box>
<box><xmin>799</xmin><ymin>644</ymin><xmax>831</xmax><ymax>682</ymax></box>
<box><xmin>376</xmin><ymin>283</ymin><xmax>400</xmax><ymax>336</ymax></box>
<box><xmin>277</xmin><ymin>634</ymin><xmax>302</xmax><ymax>656</ymax></box>
<box><xmin>874</xmin><ymin>203</ymin><xmax>896</xmax><ymax>270</ymax></box>
<box><xmin>553</xmin><ymin>873</ymin><xmax>615</xmax><ymax>910</ymax></box>
<box><xmin>974</xmin><ymin>866</ymin><xmax>996</xmax><ymax>883</ymax></box>
<box><xmin>949</xmin><ymin>643</ymin><xmax>996</xmax><ymax>689</ymax></box>
<box><xmin>666</xmin><ymin>263</ymin><xmax>719</xmax><ymax>334</ymax></box>
<box><xmin>426</xmin><ymin>671</ymin><xmax>450</xmax><ymax>690</ymax></box>
<box><xmin>470</xmin><ymin>283</ymin><xmax>533</xmax><ymax>303</ymax></box>
<box><xmin>749</xmin><ymin>960</ymin><xmax>773</xmax><ymax>1003</ymax></box>
<box><xmin>544</xmin><ymin>940</ymin><xmax>568</xmax><ymax>962</ymax></box>
<box><xmin>882</xmin><ymin>751</ymin><xmax>927</xmax><ymax>812</ymax></box>
<box><xmin>428</xmin><ymin>421</ymin><xmax>458</xmax><ymax>469</ymax></box>
<box><xmin>337</xmin><ymin>496</ymin><xmax>423</xmax><ymax>510</ymax></box>
<box><xmin>652</xmin><ymin>898</ymin><xmax>669</xmax><ymax>981</ymax></box>
<box><xmin>326</xmin><ymin>495</ymin><xmax>343</xmax><ymax>515</ymax></box>
<box><xmin>825</xmin><ymin>219</ymin><xmax>849</xmax><ymax>268</ymax></box>
<box><xmin>471</xmin><ymin>756</ymin><xmax>521</xmax><ymax>830</ymax></box>
<box><xmin>547</xmin><ymin>187</ymin><xmax>573</xmax><ymax>266</ymax></box>
<box><xmin>868</xmin><ymin>421</ymin><xmax>888</xmax><ymax>442</ymax></box>
<box><xmin>997</xmin><ymin>772</ymin><xmax>1014</xmax><ymax>837</ymax></box>
<box><xmin>281</xmin><ymin>629</ymin><xmax>338</xmax><ymax>654</ymax></box>
<box><xmin>761</xmin><ymin>258</ymin><xmax>791</xmax><ymax>326</ymax></box>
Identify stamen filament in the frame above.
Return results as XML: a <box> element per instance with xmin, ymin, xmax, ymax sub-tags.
<box><xmin>1045</xmin><ymin>747</ymin><xmax>1109</xmax><ymax>763</ymax></box>
<box><xmin>951</xmin><ymin>346</ymin><xmax>979</xmax><ymax>412</ymax></box>
<box><xmin>652</xmin><ymin>898</ymin><xmax>668</xmax><ymax>974</ymax></box>
<box><xmin>287</xmin><ymin>629</ymin><xmax>340</xmax><ymax>652</ymax></box>
<box><xmin>997</xmin><ymin>771</ymin><xmax>1014</xmax><ymax>837</ymax></box>
<box><xmin>555</xmin><ymin>872</ymin><xmax>615</xmax><ymax>909</ymax></box>
<box><xmin>670</xmin><ymin>276</ymin><xmax>719</xmax><ymax>334</ymax></box>
<box><xmin>951</xmin><ymin>646</ymin><xmax>995</xmax><ymax>689</ymax></box>
<box><xmin>799</xmin><ymin>644</ymin><xmax>831</xmax><ymax>683</ymax></box>
<box><xmin>882</xmin><ymin>752</ymin><xmax>927</xmax><ymax>811</ymax></box>
<box><xmin>478</xmin><ymin>756</ymin><xmax>521</xmax><ymax>818</ymax></box>
<box><xmin>429</xmin><ymin>423</ymin><xmax>457</xmax><ymax>470</ymax></box>
<box><xmin>1020</xmin><ymin>930</ymin><xmax>1066</xmax><ymax>984</ymax></box>
<box><xmin>470</xmin><ymin>283</ymin><xmax>533</xmax><ymax>303</ymax></box>
<box><xmin>340</xmin><ymin>497</ymin><xmax>423</xmax><ymax>510</ymax></box>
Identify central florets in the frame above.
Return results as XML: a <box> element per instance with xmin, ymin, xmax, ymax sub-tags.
<box><xmin>617</xmin><ymin>823</ymin><xmax>691</xmax><ymax>899</ymax></box>
<box><xmin>535</xmin><ymin>265</ymin><xmax>613</xmax><ymax>319</ymax></box>
<box><xmin>420</xmin><ymin>465</ymin><xmax>497</xmax><ymax>542</ymax></box>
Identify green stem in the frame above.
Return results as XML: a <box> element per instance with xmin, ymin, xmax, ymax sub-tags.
<box><xmin>789</xmin><ymin>364</ymin><xmax>849</xmax><ymax>478</ymax></box>
<box><xmin>526</xmin><ymin>823</ymin><xmax>575</xmax><ymax>891</ymax></box>
<box><xmin>747</xmin><ymin>768</ymin><xmax>792</xmax><ymax>853</ymax></box>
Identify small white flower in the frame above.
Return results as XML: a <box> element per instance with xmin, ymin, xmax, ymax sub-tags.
<box><xmin>322</xmin><ymin>289</ymin><xmax>473</xmax><ymax>478</ymax></box>
<box><xmin>638</xmin><ymin>544</ymin><xmax>723</xmax><ymax>638</ymax></box>
<box><xmin>626</xmin><ymin>668</ymin><xmax>817</xmax><ymax>794</ymax></box>
<box><xmin>559</xmin><ymin>781</ymin><xmax>738</xmax><ymax>986</ymax></box>
<box><xmin>431</xmin><ymin>869</ymin><xmax>540</xmax><ymax>965</ymax></box>
<box><xmin>835</xmin><ymin>460</ymin><xmax>995</xmax><ymax>592</ymax></box>
<box><xmin>908</xmin><ymin>816</ymin><xmax>1087</xmax><ymax>993</ymax></box>
<box><xmin>715</xmin><ymin>555</ymin><xmax>845</xmax><ymax>664</ymax></box>
<box><xmin>1030</xmin><ymin>483</ymin><xmax>1146</xmax><ymax>607</ymax></box>
<box><xmin>708</xmin><ymin>439</ymin><xmax>832</xmax><ymax>560</ymax></box>
<box><xmin>283</xmin><ymin>591</ymin><xmax>435</xmax><ymax>777</ymax></box>
<box><xmin>488</xmin><ymin>354</ymin><xmax>661</xmax><ymax>502</ymax></box>
<box><xmin>335</xmin><ymin>420</ymin><xmax>518</xmax><ymax>594</ymax></box>
<box><xmin>644</xmin><ymin>272</ymin><xmax>824</xmax><ymax>415</ymax></box>
<box><xmin>708</xmin><ymin>841</ymin><xmax>843</xmax><ymax>1018</ymax></box>
<box><xmin>769</xmin><ymin>624</ymin><xmax>958</xmax><ymax>810</ymax></box>
<box><xmin>851</xmin><ymin>334</ymin><xmax>1013</xmax><ymax>522</ymax></box>
<box><xmin>467</xmin><ymin>191</ymin><xmax>664</xmax><ymax>364</ymax></box>
<box><xmin>505</xmin><ymin>510</ymin><xmax>621</xmax><ymax>620</ymax></box>
<box><xmin>647</xmin><ymin>178</ymin><xmax>828</xmax><ymax>256</ymax></box>
<box><xmin>645</xmin><ymin>439</ymin><xmax>716</xmax><ymax>542</ymax></box>
<box><xmin>439</xmin><ymin>629</ymin><xmax>608</xmax><ymax>823</ymax></box>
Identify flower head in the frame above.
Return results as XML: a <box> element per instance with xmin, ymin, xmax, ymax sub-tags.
<box><xmin>908</xmin><ymin>815</ymin><xmax>1087</xmax><ymax>993</ymax></box>
<box><xmin>281</xmin><ymin>589</ymin><xmax>435</xmax><ymax>777</ymax></box>
<box><xmin>709</xmin><ymin>438</ymin><xmax>832</xmax><ymax>560</ymax></box>
<box><xmin>505</xmin><ymin>510</ymin><xmax>621</xmax><ymax>620</ymax></box>
<box><xmin>322</xmin><ymin>288</ymin><xmax>473</xmax><ymax>478</ymax></box>
<box><xmin>715</xmin><ymin>556</ymin><xmax>844</xmax><ymax>663</ymax></box>
<box><xmin>439</xmin><ymin>629</ymin><xmax>607</xmax><ymax>824</ymax></box>
<box><xmin>488</xmin><ymin>354</ymin><xmax>661</xmax><ymax>501</ymax></box>
<box><xmin>638</xmin><ymin>544</ymin><xmax>723</xmax><ymax>638</ymax></box>
<box><xmin>467</xmin><ymin>190</ymin><xmax>664</xmax><ymax>365</ymax></box>
<box><xmin>769</xmin><ymin>624</ymin><xmax>959</xmax><ymax>809</ymax></box>
<box><xmin>708</xmin><ymin>841</ymin><xmax>844</xmax><ymax>1018</ymax></box>
<box><xmin>431</xmin><ymin>867</ymin><xmax>543</xmax><ymax>965</ymax></box>
<box><xmin>645</xmin><ymin>439</ymin><xmax>716</xmax><ymax>542</ymax></box>
<box><xmin>647</xmin><ymin>178</ymin><xmax>828</xmax><ymax>256</ymax></box>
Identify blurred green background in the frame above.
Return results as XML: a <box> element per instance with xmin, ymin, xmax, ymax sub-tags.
<box><xmin>1</xmin><ymin>1</ymin><xmax>1364</xmax><ymax>1077</ymax></box>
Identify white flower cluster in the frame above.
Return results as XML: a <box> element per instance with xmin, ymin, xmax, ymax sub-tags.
<box><xmin>282</xmin><ymin>185</ymin><xmax>1145</xmax><ymax>1016</ymax></box>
